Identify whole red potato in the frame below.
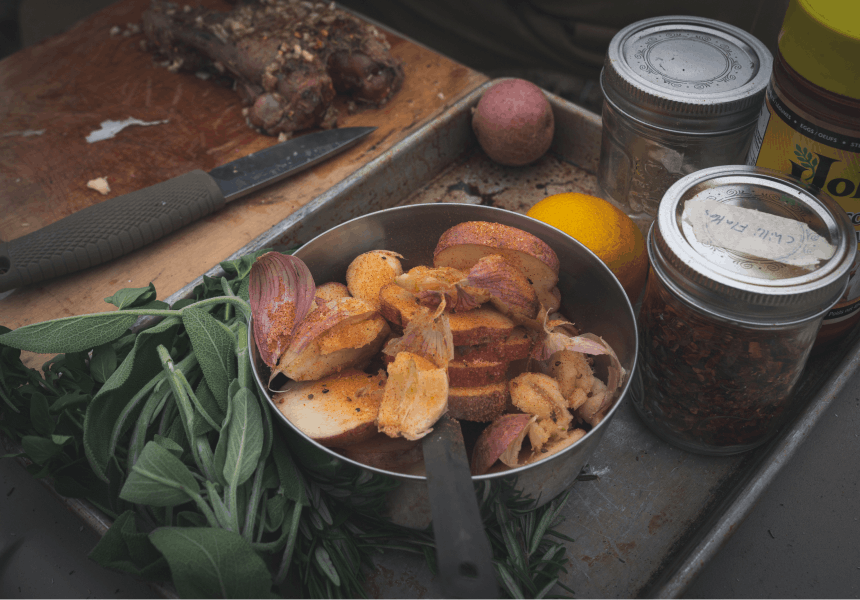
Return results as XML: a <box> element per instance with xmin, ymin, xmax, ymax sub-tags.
<box><xmin>472</xmin><ymin>79</ymin><xmax>555</xmax><ymax>167</ymax></box>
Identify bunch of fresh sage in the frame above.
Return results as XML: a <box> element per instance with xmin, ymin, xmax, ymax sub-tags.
<box><xmin>0</xmin><ymin>250</ymin><xmax>575</xmax><ymax>598</ymax></box>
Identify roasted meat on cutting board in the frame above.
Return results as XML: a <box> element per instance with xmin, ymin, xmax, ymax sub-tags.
<box><xmin>142</xmin><ymin>0</ymin><xmax>405</xmax><ymax>136</ymax></box>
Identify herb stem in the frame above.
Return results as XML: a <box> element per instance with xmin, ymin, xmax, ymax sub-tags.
<box><xmin>180</xmin><ymin>296</ymin><xmax>251</xmax><ymax>321</ymax></box>
<box><xmin>275</xmin><ymin>501</ymin><xmax>303</xmax><ymax>584</ymax></box>
<box><xmin>241</xmin><ymin>456</ymin><xmax>266</xmax><ymax>539</ymax></box>
<box><xmin>189</xmin><ymin>489</ymin><xmax>221</xmax><ymax>529</ymax></box>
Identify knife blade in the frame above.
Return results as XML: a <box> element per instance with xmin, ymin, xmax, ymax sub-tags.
<box><xmin>0</xmin><ymin>126</ymin><xmax>375</xmax><ymax>293</ymax></box>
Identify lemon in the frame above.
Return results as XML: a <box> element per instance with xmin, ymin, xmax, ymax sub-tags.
<box><xmin>527</xmin><ymin>193</ymin><xmax>649</xmax><ymax>303</ymax></box>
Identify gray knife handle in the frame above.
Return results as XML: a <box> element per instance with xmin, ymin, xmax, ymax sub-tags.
<box><xmin>0</xmin><ymin>170</ymin><xmax>225</xmax><ymax>293</ymax></box>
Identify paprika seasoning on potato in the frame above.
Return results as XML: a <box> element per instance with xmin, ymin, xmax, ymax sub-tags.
<box><xmin>746</xmin><ymin>0</ymin><xmax>860</xmax><ymax>348</ymax></box>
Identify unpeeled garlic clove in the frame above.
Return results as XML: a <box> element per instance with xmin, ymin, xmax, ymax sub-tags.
<box><xmin>470</xmin><ymin>413</ymin><xmax>536</xmax><ymax>474</ymax></box>
<box><xmin>249</xmin><ymin>252</ymin><xmax>316</xmax><ymax>367</ymax></box>
<box><xmin>463</xmin><ymin>255</ymin><xmax>539</xmax><ymax>321</ymax></box>
<box><xmin>396</xmin><ymin>266</ymin><xmax>476</xmax><ymax>311</ymax></box>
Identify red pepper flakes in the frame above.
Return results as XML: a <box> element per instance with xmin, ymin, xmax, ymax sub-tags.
<box><xmin>635</xmin><ymin>275</ymin><xmax>814</xmax><ymax>451</ymax></box>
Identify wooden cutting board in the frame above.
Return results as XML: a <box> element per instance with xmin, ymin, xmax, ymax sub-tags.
<box><xmin>0</xmin><ymin>0</ymin><xmax>487</xmax><ymax>342</ymax></box>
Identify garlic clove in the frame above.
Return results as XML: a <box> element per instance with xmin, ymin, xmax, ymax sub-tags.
<box><xmin>378</xmin><ymin>351</ymin><xmax>449</xmax><ymax>440</ymax></box>
<box><xmin>470</xmin><ymin>413</ymin><xmax>536</xmax><ymax>474</ymax></box>
<box><xmin>249</xmin><ymin>252</ymin><xmax>316</xmax><ymax>367</ymax></box>
<box><xmin>383</xmin><ymin>299</ymin><xmax>454</xmax><ymax>368</ymax></box>
<box><xmin>396</xmin><ymin>265</ymin><xmax>473</xmax><ymax>311</ymax></box>
<box><xmin>463</xmin><ymin>254</ymin><xmax>539</xmax><ymax>321</ymax></box>
<box><xmin>509</xmin><ymin>372</ymin><xmax>572</xmax><ymax>441</ymax></box>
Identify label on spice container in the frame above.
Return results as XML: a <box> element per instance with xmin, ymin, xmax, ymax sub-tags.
<box><xmin>682</xmin><ymin>199</ymin><xmax>836</xmax><ymax>268</ymax></box>
<box><xmin>746</xmin><ymin>86</ymin><xmax>860</xmax><ymax>326</ymax></box>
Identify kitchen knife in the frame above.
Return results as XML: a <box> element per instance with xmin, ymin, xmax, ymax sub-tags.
<box><xmin>0</xmin><ymin>126</ymin><xmax>375</xmax><ymax>293</ymax></box>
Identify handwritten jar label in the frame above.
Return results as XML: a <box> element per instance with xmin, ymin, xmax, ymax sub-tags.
<box><xmin>682</xmin><ymin>199</ymin><xmax>836</xmax><ymax>268</ymax></box>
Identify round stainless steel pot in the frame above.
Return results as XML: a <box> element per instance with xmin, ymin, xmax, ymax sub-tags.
<box><xmin>249</xmin><ymin>203</ymin><xmax>639</xmax><ymax>528</ymax></box>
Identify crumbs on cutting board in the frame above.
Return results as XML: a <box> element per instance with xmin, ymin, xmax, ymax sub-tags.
<box><xmin>87</xmin><ymin>177</ymin><xmax>111</xmax><ymax>195</ymax></box>
<box><xmin>86</xmin><ymin>117</ymin><xmax>169</xmax><ymax>143</ymax></box>
<box><xmin>1</xmin><ymin>129</ymin><xmax>45</xmax><ymax>138</ymax></box>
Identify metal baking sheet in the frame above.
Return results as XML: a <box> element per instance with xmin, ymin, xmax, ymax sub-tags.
<box><xmin>13</xmin><ymin>80</ymin><xmax>860</xmax><ymax>598</ymax></box>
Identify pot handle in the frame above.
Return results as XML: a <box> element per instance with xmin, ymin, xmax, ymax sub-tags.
<box><xmin>423</xmin><ymin>416</ymin><xmax>499</xmax><ymax>598</ymax></box>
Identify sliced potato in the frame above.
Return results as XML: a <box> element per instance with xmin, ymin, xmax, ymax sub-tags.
<box><xmin>447</xmin><ymin>381</ymin><xmax>509</xmax><ymax>422</ymax></box>
<box><xmin>433</xmin><ymin>221</ymin><xmax>559</xmax><ymax>311</ymax></box>
<box><xmin>338</xmin><ymin>433</ymin><xmax>424</xmax><ymax>471</ymax></box>
<box><xmin>447</xmin><ymin>306</ymin><xmax>515</xmax><ymax>345</ymax></box>
<box><xmin>454</xmin><ymin>327</ymin><xmax>534</xmax><ymax>362</ymax></box>
<box><xmin>447</xmin><ymin>357</ymin><xmax>508</xmax><ymax>388</ymax></box>
<box><xmin>273</xmin><ymin>369</ymin><xmax>386</xmax><ymax>447</ymax></box>
<box><xmin>315</xmin><ymin>282</ymin><xmax>351</xmax><ymax>305</ymax></box>
<box><xmin>346</xmin><ymin>250</ymin><xmax>404</xmax><ymax>310</ymax></box>
<box><xmin>379</xmin><ymin>282</ymin><xmax>428</xmax><ymax>328</ymax></box>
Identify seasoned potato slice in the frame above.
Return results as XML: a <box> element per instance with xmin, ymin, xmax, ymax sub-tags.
<box><xmin>346</xmin><ymin>250</ymin><xmax>404</xmax><ymax>310</ymax></box>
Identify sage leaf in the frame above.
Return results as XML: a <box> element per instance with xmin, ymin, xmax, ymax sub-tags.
<box><xmin>206</xmin><ymin>480</ymin><xmax>235</xmax><ymax>531</ymax></box>
<box><xmin>0</xmin><ymin>312</ymin><xmax>137</xmax><ymax>354</ymax></box>
<box><xmin>241</xmin><ymin>456</ymin><xmax>267</xmax><ymax>539</ymax></box>
<box><xmin>176</xmin><ymin>511</ymin><xmax>207</xmax><ymax>528</ymax></box>
<box><xmin>149</xmin><ymin>527</ymin><xmax>277</xmax><ymax>599</ymax></box>
<box><xmin>237</xmin><ymin>278</ymin><xmax>250</xmax><ymax>303</ymax></box>
<box><xmin>222</xmin><ymin>387</ymin><xmax>264</xmax><ymax>489</ymax></box>
<box><xmin>212</xmin><ymin>393</ymin><xmax>233</xmax><ymax>489</ymax></box>
<box><xmin>271</xmin><ymin>436</ymin><xmax>306</xmax><ymax>505</ymax></box>
<box><xmin>49</xmin><ymin>391</ymin><xmax>88</xmax><ymax>413</ymax></box>
<box><xmin>128</xmin><ymin>389</ymin><xmax>172</xmax><ymax>471</ymax></box>
<box><xmin>265</xmin><ymin>495</ymin><xmax>287</xmax><ymax>532</ymax></box>
<box><xmin>153</xmin><ymin>434</ymin><xmax>185</xmax><ymax>458</ymax></box>
<box><xmin>84</xmin><ymin>317</ymin><xmax>181</xmax><ymax>482</ymax></box>
<box><xmin>183</xmin><ymin>306</ymin><xmax>236</xmax><ymax>412</ymax></box>
<box><xmin>90</xmin><ymin>343</ymin><xmax>118</xmax><ymax>384</ymax></box>
<box><xmin>191</xmin><ymin>378</ymin><xmax>224</xmax><ymax>436</ymax></box>
<box><xmin>164</xmin><ymin>416</ymin><xmax>189</xmax><ymax>455</ymax></box>
<box><xmin>21</xmin><ymin>435</ymin><xmax>62</xmax><ymax>465</ymax></box>
<box><xmin>220</xmin><ymin>249</ymin><xmax>271</xmax><ymax>281</ymax></box>
<box><xmin>120</xmin><ymin>441</ymin><xmax>200</xmax><ymax>507</ymax></box>
<box><xmin>104</xmin><ymin>283</ymin><xmax>158</xmax><ymax>310</ymax></box>
<box><xmin>89</xmin><ymin>510</ymin><xmax>170</xmax><ymax>582</ymax></box>
<box><xmin>29</xmin><ymin>392</ymin><xmax>54</xmax><ymax>436</ymax></box>
<box><xmin>53</xmin><ymin>474</ymin><xmax>92</xmax><ymax>499</ymax></box>
<box><xmin>194</xmin><ymin>434</ymin><xmax>218</xmax><ymax>483</ymax></box>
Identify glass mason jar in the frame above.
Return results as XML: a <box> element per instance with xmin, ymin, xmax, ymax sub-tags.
<box><xmin>597</xmin><ymin>16</ymin><xmax>772</xmax><ymax>234</ymax></box>
<box><xmin>746</xmin><ymin>0</ymin><xmax>860</xmax><ymax>349</ymax></box>
<box><xmin>634</xmin><ymin>165</ymin><xmax>855</xmax><ymax>455</ymax></box>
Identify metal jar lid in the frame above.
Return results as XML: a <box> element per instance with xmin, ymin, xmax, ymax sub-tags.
<box><xmin>650</xmin><ymin>165</ymin><xmax>855</xmax><ymax>323</ymax></box>
<box><xmin>601</xmin><ymin>16</ymin><xmax>772</xmax><ymax>133</ymax></box>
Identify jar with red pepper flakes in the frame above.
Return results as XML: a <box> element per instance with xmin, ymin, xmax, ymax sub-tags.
<box><xmin>634</xmin><ymin>165</ymin><xmax>855</xmax><ymax>455</ymax></box>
